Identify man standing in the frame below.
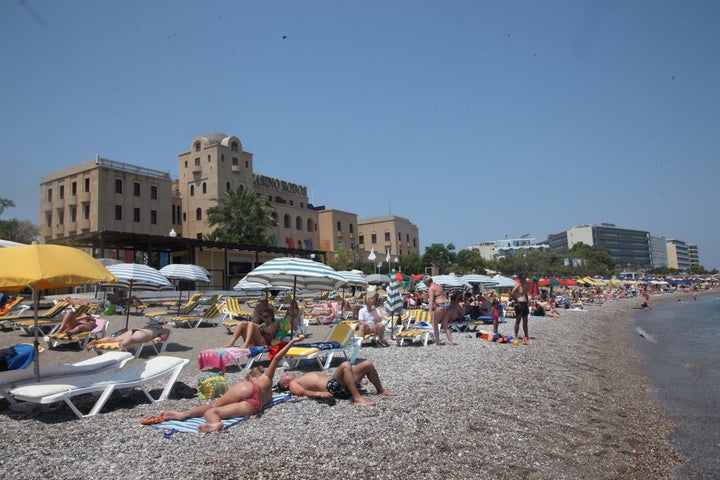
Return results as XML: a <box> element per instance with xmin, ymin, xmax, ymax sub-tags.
<box><xmin>510</xmin><ymin>274</ymin><xmax>530</xmax><ymax>344</ymax></box>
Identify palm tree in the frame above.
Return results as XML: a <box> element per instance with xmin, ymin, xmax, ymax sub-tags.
<box><xmin>206</xmin><ymin>187</ymin><xmax>276</xmax><ymax>245</ymax></box>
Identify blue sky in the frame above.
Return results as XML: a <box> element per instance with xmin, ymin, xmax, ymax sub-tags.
<box><xmin>1</xmin><ymin>0</ymin><xmax>718</xmax><ymax>269</ymax></box>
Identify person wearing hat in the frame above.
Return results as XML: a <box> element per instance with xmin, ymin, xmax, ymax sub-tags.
<box><xmin>509</xmin><ymin>274</ymin><xmax>530</xmax><ymax>344</ymax></box>
<box><xmin>422</xmin><ymin>275</ymin><xmax>454</xmax><ymax>347</ymax></box>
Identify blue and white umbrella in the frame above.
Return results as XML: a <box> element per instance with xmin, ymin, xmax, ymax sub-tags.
<box><xmin>336</xmin><ymin>271</ymin><xmax>369</xmax><ymax>288</ymax></box>
<box><xmin>432</xmin><ymin>275</ymin><xmax>472</xmax><ymax>294</ymax></box>
<box><xmin>106</xmin><ymin>263</ymin><xmax>174</xmax><ymax>330</ymax></box>
<box><xmin>461</xmin><ymin>274</ymin><xmax>498</xmax><ymax>286</ymax></box>
<box><xmin>245</xmin><ymin>257</ymin><xmax>348</xmax><ymax>293</ymax></box>
<box><xmin>159</xmin><ymin>264</ymin><xmax>211</xmax><ymax>313</ymax></box>
<box><xmin>383</xmin><ymin>273</ymin><xmax>403</xmax><ymax>339</ymax></box>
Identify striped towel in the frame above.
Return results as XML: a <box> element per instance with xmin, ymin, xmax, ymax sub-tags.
<box><xmin>151</xmin><ymin>393</ymin><xmax>291</xmax><ymax>434</ymax></box>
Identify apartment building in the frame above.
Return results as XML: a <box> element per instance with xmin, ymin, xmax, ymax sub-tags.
<box><xmin>357</xmin><ymin>215</ymin><xmax>420</xmax><ymax>258</ymax></box>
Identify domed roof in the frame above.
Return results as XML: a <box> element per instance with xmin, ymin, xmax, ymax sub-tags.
<box><xmin>201</xmin><ymin>132</ymin><xmax>229</xmax><ymax>145</ymax></box>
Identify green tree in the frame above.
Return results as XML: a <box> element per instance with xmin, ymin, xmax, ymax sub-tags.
<box><xmin>422</xmin><ymin>243</ymin><xmax>457</xmax><ymax>274</ymax></box>
<box><xmin>568</xmin><ymin>242</ymin><xmax>616</xmax><ymax>277</ymax></box>
<box><xmin>205</xmin><ymin>188</ymin><xmax>276</xmax><ymax>245</ymax></box>
<box><xmin>0</xmin><ymin>197</ymin><xmax>38</xmax><ymax>243</ymax></box>
<box><xmin>454</xmin><ymin>249</ymin><xmax>488</xmax><ymax>275</ymax></box>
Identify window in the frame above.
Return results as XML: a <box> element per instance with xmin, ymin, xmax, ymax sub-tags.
<box><xmin>337</xmin><ymin>221</ymin><xmax>342</xmax><ymax>232</ymax></box>
<box><xmin>194</xmin><ymin>141</ymin><xmax>201</xmax><ymax>152</ymax></box>
<box><xmin>226</xmin><ymin>182</ymin><xmax>230</xmax><ymax>191</ymax></box>
<box><xmin>47</xmin><ymin>188</ymin><xmax>52</xmax><ymax>202</ymax></box>
<box><xmin>371</xmin><ymin>233</ymin><xmax>377</xmax><ymax>244</ymax></box>
<box><xmin>184</xmin><ymin>160</ymin><xmax>188</xmax><ymax>168</ymax></box>
<box><xmin>177</xmin><ymin>206</ymin><xmax>181</xmax><ymax>224</ymax></box>
<box><xmin>182</xmin><ymin>212</ymin><xmax>186</xmax><ymax>222</ymax></box>
<box><xmin>202</xmin><ymin>182</ymin><xmax>207</xmax><ymax>194</ymax></box>
<box><xmin>190</xmin><ymin>185</ymin><xmax>194</xmax><ymax>196</ymax></box>
<box><xmin>194</xmin><ymin>157</ymin><xmax>200</xmax><ymax>166</ymax></box>
<box><xmin>350</xmin><ymin>224</ymin><xmax>354</xmax><ymax>234</ymax></box>
<box><xmin>133</xmin><ymin>182</ymin><xmax>140</xmax><ymax>196</ymax></box>
<box><xmin>307</xmin><ymin>219</ymin><xmax>313</xmax><ymax>232</ymax></box>
<box><xmin>83</xmin><ymin>204</ymin><xmax>90</xmax><ymax>220</ymax></box>
<box><xmin>115</xmin><ymin>179</ymin><xmax>122</xmax><ymax>194</ymax></box>
<box><xmin>70</xmin><ymin>206</ymin><xmax>76</xmax><ymax>222</ymax></box>
<box><xmin>196</xmin><ymin>208</ymin><xmax>202</xmax><ymax>220</ymax></box>
<box><xmin>359</xmin><ymin>235</ymin><xmax>365</xmax><ymax>244</ymax></box>
<box><xmin>57</xmin><ymin>210</ymin><xmax>64</xmax><ymax>225</ymax></box>
<box><xmin>245</xmin><ymin>160</ymin><xmax>249</xmax><ymax>168</ymax></box>
<box><xmin>150</xmin><ymin>185</ymin><xmax>157</xmax><ymax>199</ymax></box>
<box><xmin>207</xmin><ymin>155</ymin><xmax>211</xmax><ymax>163</ymax></box>
<box><xmin>221</xmin><ymin>154</ymin><xmax>225</xmax><ymax>162</ymax></box>
<box><xmin>71</xmin><ymin>182</ymin><xmax>77</xmax><ymax>196</ymax></box>
<box><xmin>232</xmin><ymin>157</ymin><xmax>239</xmax><ymax>166</ymax></box>
<box><xmin>84</xmin><ymin>178</ymin><xmax>90</xmax><ymax>192</ymax></box>
<box><xmin>398</xmin><ymin>232</ymin><xmax>402</xmax><ymax>240</ymax></box>
<box><xmin>115</xmin><ymin>205</ymin><xmax>122</xmax><ymax>220</ymax></box>
<box><xmin>272</xmin><ymin>212</ymin><xmax>278</xmax><ymax>226</ymax></box>
<box><xmin>289</xmin><ymin>200</ymin><xmax>293</xmax><ymax>206</ymax></box>
<box><xmin>45</xmin><ymin>211</ymin><xmax>52</xmax><ymax>226</ymax></box>
<box><xmin>407</xmin><ymin>234</ymin><xmax>410</xmax><ymax>242</ymax></box>
<box><xmin>231</xmin><ymin>142</ymin><xmax>238</xmax><ymax>152</ymax></box>
<box><xmin>296</xmin><ymin>216</ymin><xmax>302</xmax><ymax>230</ymax></box>
<box><xmin>171</xmin><ymin>205</ymin><xmax>176</xmax><ymax>224</ymax></box>
<box><xmin>283</xmin><ymin>214</ymin><xmax>291</xmax><ymax>228</ymax></box>
<box><xmin>385</xmin><ymin>232</ymin><xmax>391</xmax><ymax>242</ymax></box>
<box><xmin>59</xmin><ymin>185</ymin><xmax>64</xmax><ymax>199</ymax></box>
<box><xmin>133</xmin><ymin>208</ymin><xmax>140</xmax><ymax>222</ymax></box>
<box><xmin>196</xmin><ymin>233</ymin><xmax>203</xmax><ymax>239</ymax></box>
<box><xmin>150</xmin><ymin>210</ymin><xmax>157</xmax><ymax>225</ymax></box>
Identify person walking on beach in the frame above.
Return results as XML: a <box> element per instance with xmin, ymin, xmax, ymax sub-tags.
<box><xmin>277</xmin><ymin>359</ymin><xmax>396</xmax><ymax>407</ymax></box>
<box><xmin>509</xmin><ymin>274</ymin><xmax>530</xmax><ymax>344</ymax></box>
<box><xmin>148</xmin><ymin>335</ymin><xmax>305</xmax><ymax>432</ymax></box>
<box><xmin>424</xmin><ymin>275</ymin><xmax>454</xmax><ymax>346</ymax></box>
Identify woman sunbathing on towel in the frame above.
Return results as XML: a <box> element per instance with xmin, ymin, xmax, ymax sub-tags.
<box><xmin>223</xmin><ymin>308</ymin><xmax>279</xmax><ymax>348</ymax></box>
<box><xmin>153</xmin><ymin>335</ymin><xmax>304</xmax><ymax>432</ymax></box>
<box><xmin>85</xmin><ymin>325</ymin><xmax>170</xmax><ymax>351</ymax></box>
<box><xmin>57</xmin><ymin>309</ymin><xmax>96</xmax><ymax>336</ymax></box>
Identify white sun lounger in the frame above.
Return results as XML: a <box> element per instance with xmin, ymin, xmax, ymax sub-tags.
<box><xmin>0</xmin><ymin>351</ymin><xmax>134</xmax><ymax>404</ymax></box>
<box><xmin>10</xmin><ymin>356</ymin><xmax>189</xmax><ymax>419</ymax></box>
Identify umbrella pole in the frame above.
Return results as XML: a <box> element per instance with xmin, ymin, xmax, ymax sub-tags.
<box><xmin>32</xmin><ymin>288</ymin><xmax>40</xmax><ymax>380</ymax></box>
<box><xmin>125</xmin><ymin>280</ymin><xmax>133</xmax><ymax>332</ymax></box>
<box><xmin>177</xmin><ymin>283</ymin><xmax>182</xmax><ymax>316</ymax></box>
<box><xmin>291</xmin><ymin>276</ymin><xmax>298</xmax><ymax>339</ymax></box>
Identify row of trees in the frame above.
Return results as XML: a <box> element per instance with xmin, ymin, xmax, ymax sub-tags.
<box><xmin>0</xmin><ymin>198</ymin><xmax>39</xmax><ymax>244</ymax></box>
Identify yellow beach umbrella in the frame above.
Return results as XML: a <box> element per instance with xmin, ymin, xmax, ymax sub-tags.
<box><xmin>0</xmin><ymin>244</ymin><xmax>117</xmax><ymax>378</ymax></box>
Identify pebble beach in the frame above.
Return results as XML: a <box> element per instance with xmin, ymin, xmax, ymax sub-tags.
<box><xmin>0</xmin><ymin>295</ymin><xmax>688</xmax><ymax>479</ymax></box>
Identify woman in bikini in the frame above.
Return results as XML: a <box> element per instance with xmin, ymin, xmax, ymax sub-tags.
<box><xmin>423</xmin><ymin>275</ymin><xmax>454</xmax><ymax>346</ymax></box>
<box><xmin>223</xmin><ymin>308</ymin><xmax>279</xmax><ymax>348</ymax></box>
<box><xmin>85</xmin><ymin>325</ymin><xmax>170</xmax><ymax>351</ymax></box>
<box><xmin>56</xmin><ymin>308</ymin><xmax>96</xmax><ymax>336</ymax></box>
<box><xmin>154</xmin><ymin>335</ymin><xmax>304</xmax><ymax>432</ymax></box>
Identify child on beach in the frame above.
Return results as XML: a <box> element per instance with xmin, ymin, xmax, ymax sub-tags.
<box><xmin>145</xmin><ymin>335</ymin><xmax>305</xmax><ymax>432</ymax></box>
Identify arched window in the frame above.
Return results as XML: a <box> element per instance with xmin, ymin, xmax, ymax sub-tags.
<box><xmin>231</xmin><ymin>142</ymin><xmax>238</xmax><ymax>152</ymax></box>
<box><xmin>190</xmin><ymin>185</ymin><xmax>194</xmax><ymax>196</ymax></box>
<box><xmin>296</xmin><ymin>216</ymin><xmax>302</xmax><ymax>230</ymax></box>
<box><xmin>194</xmin><ymin>141</ymin><xmax>201</xmax><ymax>152</ymax></box>
<box><xmin>202</xmin><ymin>182</ymin><xmax>207</xmax><ymax>194</ymax></box>
<box><xmin>272</xmin><ymin>212</ymin><xmax>278</xmax><ymax>226</ymax></box>
<box><xmin>283</xmin><ymin>214</ymin><xmax>291</xmax><ymax>228</ymax></box>
<box><xmin>307</xmin><ymin>219</ymin><xmax>313</xmax><ymax>232</ymax></box>
<box><xmin>196</xmin><ymin>208</ymin><xmax>202</xmax><ymax>220</ymax></box>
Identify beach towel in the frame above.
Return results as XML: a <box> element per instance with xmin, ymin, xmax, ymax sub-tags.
<box><xmin>151</xmin><ymin>393</ymin><xmax>291</xmax><ymax>434</ymax></box>
<box><xmin>0</xmin><ymin>344</ymin><xmax>36</xmax><ymax>371</ymax></box>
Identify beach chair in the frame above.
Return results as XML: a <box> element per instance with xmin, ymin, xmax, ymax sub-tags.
<box><xmin>395</xmin><ymin>321</ymin><xmax>432</xmax><ymax>347</ymax></box>
<box><xmin>160</xmin><ymin>292</ymin><xmax>203</xmax><ymax>307</ymax></box>
<box><xmin>0</xmin><ymin>351</ymin><xmax>133</xmax><ymax>404</ymax></box>
<box><xmin>201</xmin><ymin>294</ymin><xmax>222</xmax><ymax>306</ymax></box>
<box><xmin>45</xmin><ymin>318</ymin><xmax>110</xmax><ymax>349</ymax></box>
<box><xmin>10</xmin><ymin>356</ymin><xmax>189</xmax><ymax>419</ymax></box>
<box><xmin>0</xmin><ymin>296</ymin><xmax>25</xmax><ymax>317</ymax></box>
<box><xmin>283</xmin><ymin>323</ymin><xmax>361</xmax><ymax>371</ymax></box>
<box><xmin>11</xmin><ymin>302</ymin><xmax>95</xmax><ymax>335</ymax></box>
<box><xmin>92</xmin><ymin>330</ymin><xmax>173</xmax><ymax>359</ymax></box>
<box><xmin>221</xmin><ymin>298</ymin><xmax>253</xmax><ymax>332</ymax></box>
<box><xmin>168</xmin><ymin>301</ymin><xmax>224</xmax><ymax>328</ymax></box>
<box><xmin>145</xmin><ymin>297</ymin><xmax>202</xmax><ymax>318</ymax></box>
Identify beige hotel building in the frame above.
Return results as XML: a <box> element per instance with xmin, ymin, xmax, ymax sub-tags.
<box><xmin>39</xmin><ymin>132</ymin><xmax>420</xmax><ymax>278</ymax></box>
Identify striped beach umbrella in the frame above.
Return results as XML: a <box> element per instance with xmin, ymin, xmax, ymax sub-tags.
<box><xmin>245</xmin><ymin>257</ymin><xmax>347</xmax><ymax>293</ymax></box>
<box><xmin>336</xmin><ymin>271</ymin><xmax>369</xmax><ymax>288</ymax></box>
<box><xmin>106</xmin><ymin>263</ymin><xmax>174</xmax><ymax>330</ymax></box>
<box><xmin>383</xmin><ymin>273</ymin><xmax>403</xmax><ymax>339</ymax></box>
<box><xmin>432</xmin><ymin>275</ymin><xmax>472</xmax><ymax>294</ymax></box>
<box><xmin>461</xmin><ymin>274</ymin><xmax>498</xmax><ymax>286</ymax></box>
<box><xmin>160</xmin><ymin>264</ymin><xmax>211</xmax><ymax>314</ymax></box>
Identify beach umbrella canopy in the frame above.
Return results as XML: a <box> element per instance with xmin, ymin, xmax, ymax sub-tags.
<box><xmin>95</xmin><ymin>258</ymin><xmax>123</xmax><ymax>267</ymax></box>
<box><xmin>432</xmin><ymin>275</ymin><xmax>472</xmax><ymax>294</ymax></box>
<box><xmin>0</xmin><ymin>244</ymin><xmax>117</xmax><ymax>378</ymax></box>
<box><xmin>383</xmin><ymin>273</ymin><xmax>403</xmax><ymax>339</ymax></box>
<box><xmin>245</xmin><ymin>257</ymin><xmax>347</xmax><ymax>293</ymax></box>
<box><xmin>336</xmin><ymin>271</ymin><xmax>369</xmax><ymax>288</ymax></box>
<box><xmin>490</xmin><ymin>275</ymin><xmax>517</xmax><ymax>289</ymax></box>
<box><xmin>106</xmin><ymin>263</ymin><xmax>173</xmax><ymax>330</ymax></box>
<box><xmin>366</xmin><ymin>273</ymin><xmax>391</xmax><ymax>285</ymax></box>
<box><xmin>159</xmin><ymin>264</ymin><xmax>211</xmax><ymax>314</ymax></box>
<box><xmin>0</xmin><ymin>239</ymin><xmax>25</xmax><ymax>247</ymax></box>
<box><xmin>461</xmin><ymin>274</ymin><xmax>498</xmax><ymax>286</ymax></box>
<box><xmin>539</xmin><ymin>278</ymin><xmax>561</xmax><ymax>287</ymax></box>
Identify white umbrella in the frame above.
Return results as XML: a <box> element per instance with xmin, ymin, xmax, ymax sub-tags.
<box><xmin>95</xmin><ymin>258</ymin><xmax>123</xmax><ymax>267</ymax></box>
<box><xmin>0</xmin><ymin>239</ymin><xmax>24</xmax><ymax>247</ymax></box>
<box><xmin>106</xmin><ymin>263</ymin><xmax>173</xmax><ymax>330</ymax></box>
<box><xmin>159</xmin><ymin>264</ymin><xmax>211</xmax><ymax>314</ymax></box>
<box><xmin>366</xmin><ymin>273</ymin><xmax>391</xmax><ymax>285</ymax></box>
<box><xmin>336</xmin><ymin>271</ymin><xmax>369</xmax><ymax>288</ymax></box>
<box><xmin>432</xmin><ymin>275</ymin><xmax>472</xmax><ymax>294</ymax></box>
<box><xmin>490</xmin><ymin>275</ymin><xmax>517</xmax><ymax>289</ymax></box>
<box><xmin>461</xmin><ymin>274</ymin><xmax>498</xmax><ymax>286</ymax></box>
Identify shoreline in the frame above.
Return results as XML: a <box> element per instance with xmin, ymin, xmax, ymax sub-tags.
<box><xmin>0</xmin><ymin>294</ymin><xmax>688</xmax><ymax>479</ymax></box>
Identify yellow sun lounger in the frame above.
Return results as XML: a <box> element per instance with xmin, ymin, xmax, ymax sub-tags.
<box><xmin>284</xmin><ymin>323</ymin><xmax>361</xmax><ymax>371</ymax></box>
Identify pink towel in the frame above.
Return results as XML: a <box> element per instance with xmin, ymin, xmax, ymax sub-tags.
<box><xmin>198</xmin><ymin>348</ymin><xmax>251</xmax><ymax>371</ymax></box>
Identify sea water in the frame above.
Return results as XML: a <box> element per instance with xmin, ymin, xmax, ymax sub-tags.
<box><xmin>632</xmin><ymin>293</ymin><xmax>720</xmax><ymax>479</ymax></box>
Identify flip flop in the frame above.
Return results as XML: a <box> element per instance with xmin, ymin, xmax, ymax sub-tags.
<box><xmin>139</xmin><ymin>413</ymin><xmax>169</xmax><ymax>425</ymax></box>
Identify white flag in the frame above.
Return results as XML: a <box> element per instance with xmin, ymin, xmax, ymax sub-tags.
<box><xmin>385</xmin><ymin>250</ymin><xmax>391</xmax><ymax>263</ymax></box>
<box><xmin>368</xmin><ymin>248</ymin><xmax>376</xmax><ymax>261</ymax></box>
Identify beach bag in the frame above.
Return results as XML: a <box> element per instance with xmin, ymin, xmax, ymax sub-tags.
<box><xmin>102</xmin><ymin>304</ymin><xmax>117</xmax><ymax>316</ymax></box>
<box><xmin>197</xmin><ymin>373</ymin><xmax>228</xmax><ymax>400</ymax></box>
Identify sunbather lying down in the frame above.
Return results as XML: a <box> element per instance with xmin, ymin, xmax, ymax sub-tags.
<box><xmin>86</xmin><ymin>326</ymin><xmax>170</xmax><ymax>351</ymax></box>
<box><xmin>143</xmin><ymin>335</ymin><xmax>305</xmax><ymax>433</ymax></box>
